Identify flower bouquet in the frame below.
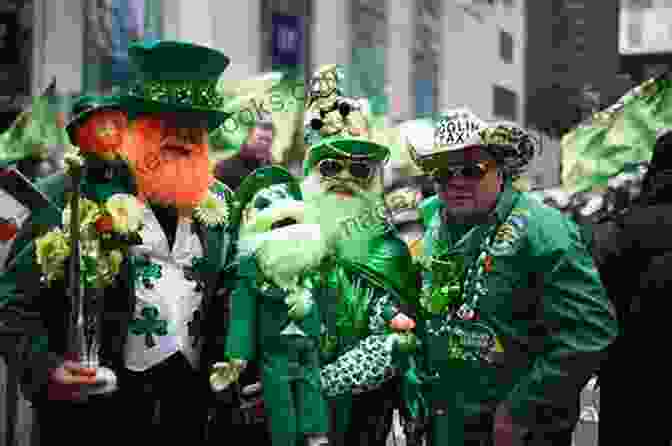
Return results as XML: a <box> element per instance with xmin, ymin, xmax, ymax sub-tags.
<box><xmin>35</xmin><ymin>150</ymin><xmax>144</xmax><ymax>394</ymax></box>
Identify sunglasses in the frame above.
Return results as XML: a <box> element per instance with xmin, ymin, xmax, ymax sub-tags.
<box><xmin>310</xmin><ymin>101</ymin><xmax>354</xmax><ymax>131</ymax></box>
<box><xmin>430</xmin><ymin>161</ymin><xmax>492</xmax><ymax>181</ymax></box>
<box><xmin>318</xmin><ymin>158</ymin><xmax>376</xmax><ymax>180</ymax></box>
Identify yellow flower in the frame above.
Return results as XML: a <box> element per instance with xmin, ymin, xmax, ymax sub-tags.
<box><xmin>62</xmin><ymin>198</ymin><xmax>101</xmax><ymax>230</ymax></box>
<box><xmin>35</xmin><ymin>229</ymin><xmax>70</xmax><ymax>282</ymax></box>
<box><xmin>105</xmin><ymin>194</ymin><xmax>144</xmax><ymax>233</ymax></box>
<box><xmin>194</xmin><ymin>192</ymin><xmax>229</xmax><ymax>228</ymax></box>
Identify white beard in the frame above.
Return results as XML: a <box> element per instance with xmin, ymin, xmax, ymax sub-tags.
<box><xmin>238</xmin><ymin>223</ymin><xmax>329</xmax><ymax>289</ymax></box>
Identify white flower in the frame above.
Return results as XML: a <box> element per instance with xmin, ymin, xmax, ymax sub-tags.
<box><xmin>105</xmin><ymin>194</ymin><xmax>144</xmax><ymax>233</ymax></box>
<box><xmin>194</xmin><ymin>192</ymin><xmax>229</xmax><ymax>228</ymax></box>
<box><xmin>63</xmin><ymin>145</ymin><xmax>84</xmax><ymax>175</ymax></box>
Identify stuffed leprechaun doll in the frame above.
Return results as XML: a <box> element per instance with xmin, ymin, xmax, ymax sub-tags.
<box><xmin>211</xmin><ymin>166</ymin><xmax>333</xmax><ymax>446</ymax></box>
<box><xmin>0</xmin><ymin>41</ymin><xmax>238</xmax><ymax>445</ymax></box>
<box><xmin>301</xmin><ymin>64</ymin><xmax>421</xmax><ymax>446</ymax></box>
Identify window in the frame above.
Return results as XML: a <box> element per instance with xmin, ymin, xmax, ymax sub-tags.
<box><xmin>261</xmin><ymin>0</ymin><xmax>311</xmax><ymax>80</ymax></box>
<box><xmin>627</xmin><ymin>21</ymin><xmax>643</xmax><ymax>47</ymax></box>
<box><xmin>499</xmin><ymin>30</ymin><xmax>513</xmax><ymax>63</ymax></box>
<box><xmin>493</xmin><ymin>85</ymin><xmax>517</xmax><ymax>121</ymax></box>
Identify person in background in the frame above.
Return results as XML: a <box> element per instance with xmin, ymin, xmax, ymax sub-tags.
<box><xmin>214</xmin><ymin>114</ymin><xmax>275</xmax><ymax>190</ymax></box>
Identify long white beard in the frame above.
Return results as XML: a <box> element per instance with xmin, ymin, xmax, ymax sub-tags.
<box><xmin>301</xmin><ymin>174</ymin><xmax>389</xmax><ymax>263</ymax></box>
<box><xmin>238</xmin><ymin>223</ymin><xmax>329</xmax><ymax>289</ymax></box>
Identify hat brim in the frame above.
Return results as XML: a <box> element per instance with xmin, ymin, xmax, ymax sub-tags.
<box><xmin>304</xmin><ymin>137</ymin><xmax>390</xmax><ymax>175</ymax></box>
<box><xmin>119</xmin><ymin>95</ymin><xmax>232</xmax><ymax>132</ymax></box>
<box><xmin>230</xmin><ymin>166</ymin><xmax>302</xmax><ymax>232</ymax></box>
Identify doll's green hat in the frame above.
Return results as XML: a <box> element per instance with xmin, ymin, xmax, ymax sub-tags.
<box><xmin>303</xmin><ymin>136</ymin><xmax>390</xmax><ymax>176</ymax></box>
<box><xmin>230</xmin><ymin>166</ymin><xmax>302</xmax><ymax>231</ymax></box>
<box><xmin>120</xmin><ymin>40</ymin><xmax>231</xmax><ymax>131</ymax></box>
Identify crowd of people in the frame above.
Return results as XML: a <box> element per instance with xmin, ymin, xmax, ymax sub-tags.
<box><xmin>0</xmin><ymin>39</ymin><xmax>669</xmax><ymax>446</ymax></box>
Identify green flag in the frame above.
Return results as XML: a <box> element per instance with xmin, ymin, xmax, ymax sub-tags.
<box><xmin>561</xmin><ymin>73</ymin><xmax>672</xmax><ymax>194</ymax></box>
<box><xmin>0</xmin><ymin>79</ymin><xmax>71</xmax><ymax>169</ymax></box>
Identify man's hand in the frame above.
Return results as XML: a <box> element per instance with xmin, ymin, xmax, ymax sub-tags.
<box><xmin>47</xmin><ymin>360</ymin><xmax>99</xmax><ymax>401</ymax></box>
<box><xmin>210</xmin><ymin>359</ymin><xmax>247</xmax><ymax>392</ymax></box>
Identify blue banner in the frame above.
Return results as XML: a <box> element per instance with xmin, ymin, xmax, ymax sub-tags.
<box><xmin>272</xmin><ymin>14</ymin><xmax>303</xmax><ymax>68</ymax></box>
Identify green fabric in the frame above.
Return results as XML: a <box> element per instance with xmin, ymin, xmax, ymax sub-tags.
<box><xmin>226</xmin><ymin>254</ymin><xmax>328</xmax><ymax>444</ymax></box>
<box><xmin>337</xmin><ymin>231</ymin><xmax>419</xmax><ymax>309</ymax></box>
<box><xmin>420</xmin><ymin>183</ymin><xmax>618</xmax><ymax>432</ymax></box>
<box><xmin>120</xmin><ymin>40</ymin><xmax>231</xmax><ymax>131</ymax></box>
<box><xmin>226</xmin><ymin>255</ymin><xmax>322</xmax><ymax>360</ymax></box>
<box><xmin>561</xmin><ymin>73</ymin><xmax>672</xmax><ymax>195</ymax></box>
<box><xmin>303</xmin><ymin>137</ymin><xmax>390</xmax><ymax>176</ymax></box>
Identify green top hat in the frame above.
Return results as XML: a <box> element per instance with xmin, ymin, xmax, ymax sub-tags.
<box><xmin>120</xmin><ymin>40</ymin><xmax>231</xmax><ymax>131</ymax></box>
<box><xmin>303</xmin><ymin>136</ymin><xmax>390</xmax><ymax>176</ymax></box>
<box><xmin>230</xmin><ymin>166</ymin><xmax>302</xmax><ymax>231</ymax></box>
<box><xmin>66</xmin><ymin>95</ymin><xmax>123</xmax><ymax>141</ymax></box>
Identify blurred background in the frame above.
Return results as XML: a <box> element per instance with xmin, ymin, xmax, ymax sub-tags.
<box><xmin>0</xmin><ymin>0</ymin><xmax>666</xmax><ymax>189</ymax></box>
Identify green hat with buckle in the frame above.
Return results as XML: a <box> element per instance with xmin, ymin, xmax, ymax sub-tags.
<box><xmin>120</xmin><ymin>40</ymin><xmax>231</xmax><ymax>131</ymax></box>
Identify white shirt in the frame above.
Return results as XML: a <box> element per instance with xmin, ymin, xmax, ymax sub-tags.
<box><xmin>125</xmin><ymin>205</ymin><xmax>205</xmax><ymax>372</ymax></box>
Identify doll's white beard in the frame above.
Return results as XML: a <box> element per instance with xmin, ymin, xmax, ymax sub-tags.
<box><xmin>238</xmin><ymin>223</ymin><xmax>329</xmax><ymax>288</ymax></box>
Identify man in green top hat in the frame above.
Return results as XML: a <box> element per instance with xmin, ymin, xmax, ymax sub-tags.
<box><xmin>300</xmin><ymin>65</ymin><xmax>420</xmax><ymax>446</ymax></box>
<box><xmin>0</xmin><ymin>40</ymin><xmax>237</xmax><ymax>445</ymax></box>
<box><xmin>409</xmin><ymin>108</ymin><xmax>617</xmax><ymax>446</ymax></box>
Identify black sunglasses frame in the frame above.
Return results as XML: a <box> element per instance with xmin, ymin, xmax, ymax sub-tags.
<box><xmin>318</xmin><ymin>158</ymin><xmax>377</xmax><ymax>180</ymax></box>
<box><xmin>430</xmin><ymin>161</ymin><xmax>491</xmax><ymax>181</ymax></box>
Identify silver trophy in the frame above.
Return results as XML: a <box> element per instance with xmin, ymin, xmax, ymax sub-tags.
<box><xmin>66</xmin><ymin>166</ymin><xmax>117</xmax><ymax>395</ymax></box>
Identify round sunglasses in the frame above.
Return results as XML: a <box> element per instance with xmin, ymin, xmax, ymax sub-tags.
<box><xmin>318</xmin><ymin>158</ymin><xmax>376</xmax><ymax>180</ymax></box>
<box><xmin>430</xmin><ymin>161</ymin><xmax>492</xmax><ymax>181</ymax></box>
<box><xmin>310</xmin><ymin>101</ymin><xmax>354</xmax><ymax>131</ymax></box>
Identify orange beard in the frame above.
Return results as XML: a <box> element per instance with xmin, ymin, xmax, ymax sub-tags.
<box><xmin>119</xmin><ymin>116</ymin><xmax>213</xmax><ymax>210</ymax></box>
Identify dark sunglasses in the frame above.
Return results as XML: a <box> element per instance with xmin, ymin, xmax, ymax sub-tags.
<box><xmin>318</xmin><ymin>158</ymin><xmax>376</xmax><ymax>180</ymax></box>
<box><xmin>310</xmin><ymin>101</ymin><xmax>353</xmax><ymax>131</ymax></box>
<box><xmin>431</xmin><ymin>161</ymin><xmax>491</xmax><ymax>181</ymax></box>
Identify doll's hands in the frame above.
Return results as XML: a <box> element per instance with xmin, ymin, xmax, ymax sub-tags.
<box><xmin>209</xmin><ymin>359</ymin><xmax>247</xmax><ymax>392</ymax></box>
<box><xmin>286</xmin><ymin>288</ymin><xmax>314</xmax><ymax>320</ymax></box>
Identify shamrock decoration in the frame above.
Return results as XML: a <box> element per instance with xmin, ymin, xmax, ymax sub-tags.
<box><xmin>130</xmin><ymin>306</ymin><xmax>168</xmax><ymax>348</ymax></box>
<box><xmin>135</xmin><ymin>255</ymin><xmax>162</xmax><ymax>289</ymax></box>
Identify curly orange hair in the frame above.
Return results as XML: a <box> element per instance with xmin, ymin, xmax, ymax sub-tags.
<box><xmin>72</xmin><ymin>110</ymin><xmax>128</xmax><ymax>157</ymax></box>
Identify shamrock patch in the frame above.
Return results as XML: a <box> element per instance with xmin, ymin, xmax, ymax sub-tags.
<box><xmin>129</xmin><ymin>306</ymin><xmax>168</xmax><ymax>348</ymax></box>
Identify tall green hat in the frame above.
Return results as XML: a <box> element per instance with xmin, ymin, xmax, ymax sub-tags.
<box><xmin>303</xmin><ymin>136</ymin><xmax>390</xmax><ymax>176</ymax></box>
<box><xmin>230</xmin><ymin>166</ymin><xmax>302</xmax><ymax>231</ymax></box>
<box><xmin>120</xmin><ymin>40</ymin><xmax>231</xmax><ymax>131</ymax></box>
<box><xmin>66</xmin><ymin>95</ymin><xmax>123</xmax><ymax>141</ymax></box>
